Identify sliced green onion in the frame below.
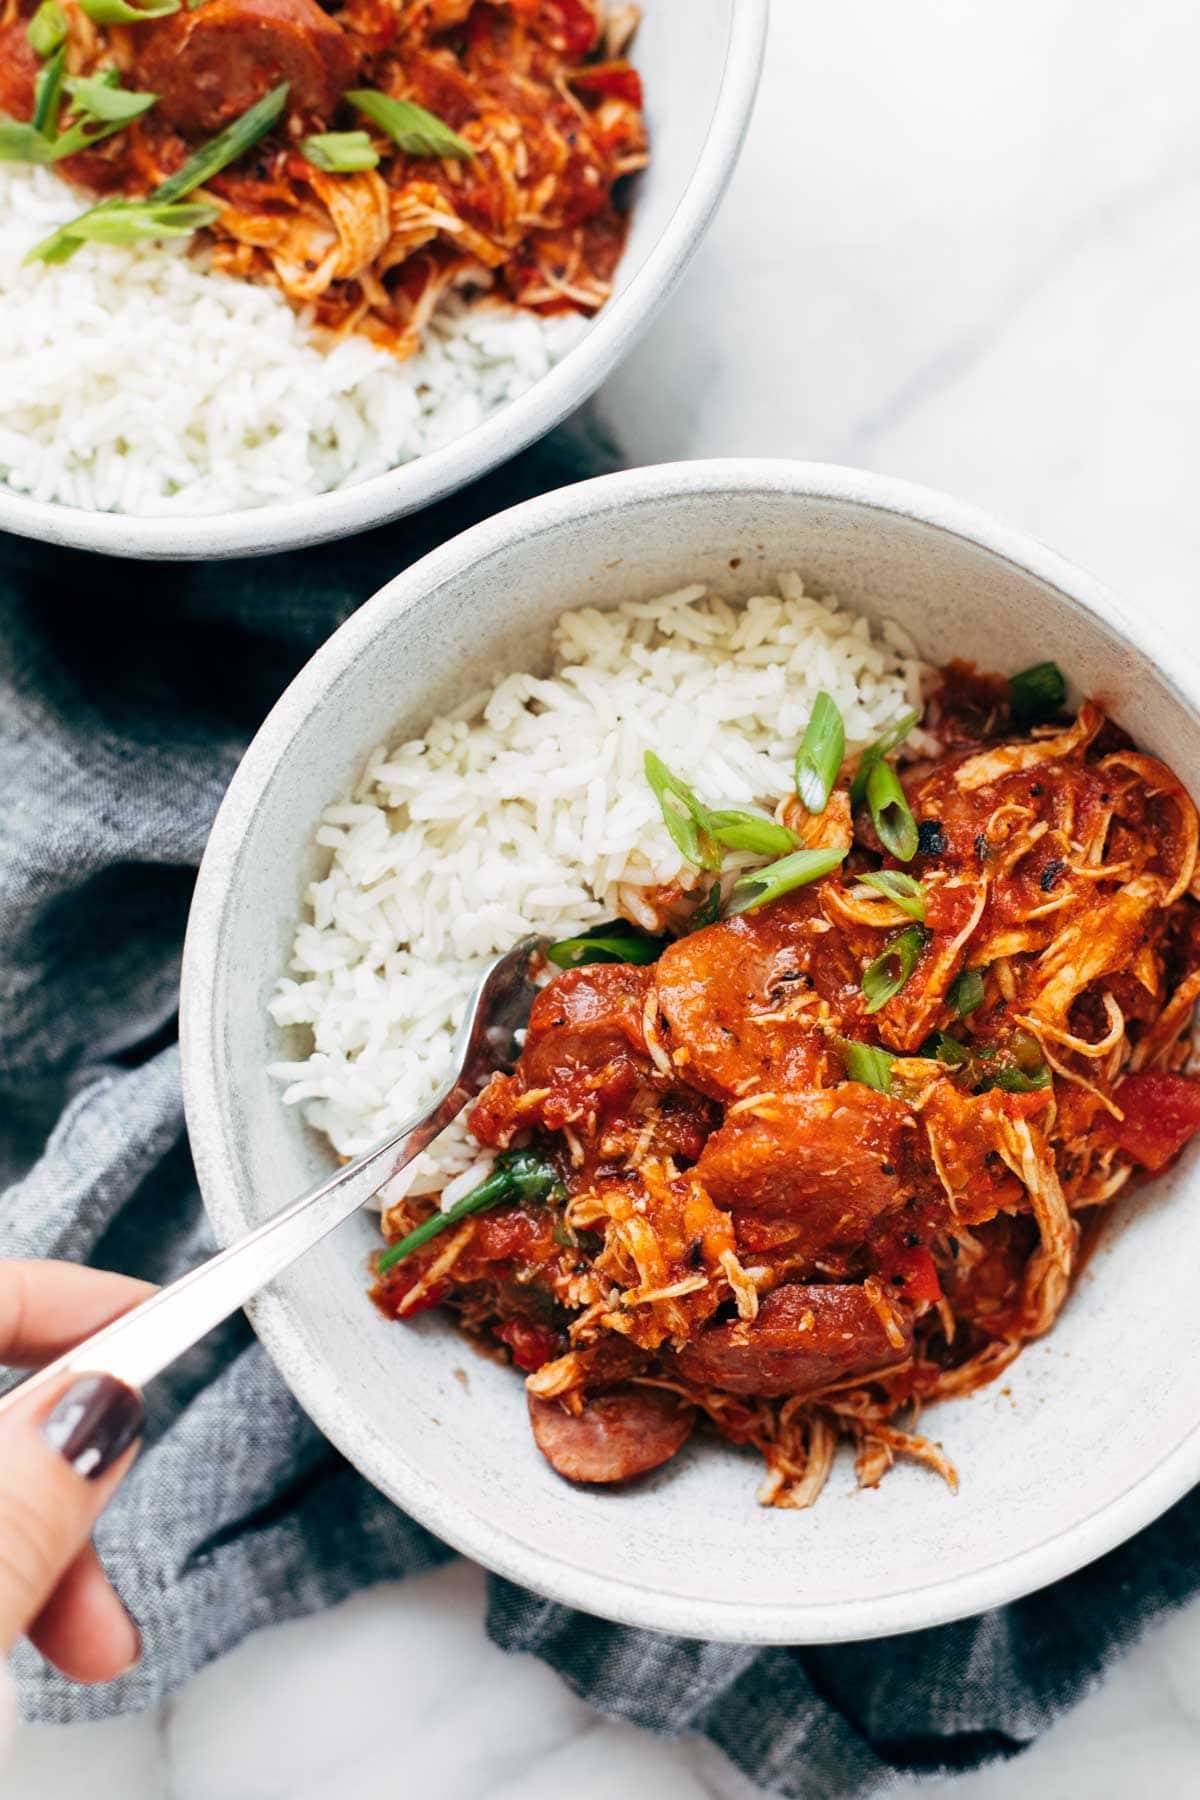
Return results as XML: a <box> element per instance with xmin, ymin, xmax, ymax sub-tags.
<box><xmin>849</xmin><ymin>708</ymin><xmax>919</xmax><ymax>809</ymax></box>
<box><xmin>989</xmin><ymin>1063</ymin><xmax>1051</xmax><ymax>1094</ymax></box>
<box><xmin>31</xmin><ymin>42</ymin><xmax>65</xmax><ymax>135</ymax></box>
<box><xmin>546</xmin><ymin>920</ymin><xmax>667</xmax><ymax>969</ymax></box>
<box><xmin>64</xmin><ymin>73</ymin><xmax>158</xmax><ymax>124</ymax></box>
<box><xmin>77</xmin><ymin>0</ymin><xmax>179</xmax><ymax>21</ymax></box>
<box><xmin>376</xmin><ymin>1148</ymin><xmax>564</xmax><ymax>1275</ymax></box>
<box><xmin>643</xmin><ymin>750</ymin><xmax>720</xmax><ymax>872</ymax></box>
<box><xmin>837</xmin><ymin>1038</ymin><xmax>896</xmax><ymax>1094</ymax></box>
<box><xmin>302</xmin><ymin>129</ymin><xmax>379</xmax><ymax>174</ymax></box>
<box><xmin>860</xmin><ymin>869</ymin><xmax>925</xmax><ymax>922</ymax></box>
<box><xmin>866</xmin><ymin>758</ymin><xmax>919</xmax><ymax>863</ymax></box>
<box><xmin>1009</xmin><ymin>661</ymin><xmax>1066</xmax><ymax>725</ymax></box>
<box><xmin>795</xmin><ymin>691</ymin><xmax>845</xmax><ymax>814</ymax></box>
<box><xmin>154</xmin><ymin>81</ymin><xmax>288</xmax><ymax>201</ymax></box>
<box><xmin>924</xmin><ymin>1029</ymin><xmax>970</xmax><ymax>1067</ymax></box>
<box><xmin>26</xmin><ymin>197</ymin><xmax>219</xmax><ymax>263</ymax></box>
<box><xmin>347</xmin><ymin>89</ymin><xmax>475</xmax><ymax>160</ymax></box>
<box><xmin>726</xmin><ymin>846</ymin><xmax>846</xmax><ymax>916</ymax></box>
<box><xmin>948</xmin><ymin>967</ymin><xmax>984</xmax><ymax>1018</ymax></box>
<box><xmin>862</xmin><ymin>924</ymin><xmax>927</xmax><ymax>1014</ymax></box>
<box><xmin>27</xmin><ymin>0</ymin><xmax>67</xmax><ymax>57</ymax></box>
<box><xmin>28</xmin><ymin>84</ymin><xmax>286</xmax><ymax>264</ymax></box>
<box><xmin>706</xmin><ymin>810</ymin><xmax>797</xmax><ymax>857</ymax></box>
<box><xmin>685</xmin><ymin>883</ymin><xmax>723</xmax><ymax>933</ymax></box>
<box><xmin>0</xmin><ymin>123</ymin><xmax>56</xmax><ymax>164</ymax></box>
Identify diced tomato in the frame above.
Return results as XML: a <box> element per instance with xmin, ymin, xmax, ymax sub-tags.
<box><xmin>1115</xmin><ymin>1071</ymin><xmax>1200</xmax><ymax>1172</ymax></box>
<box><xmin>495</xmin><ymin>1318</ymin><xmax>562</xmax><ymax>1372</ymax></box>
<box><xmin>539</xmin><ymin>0</ymin><xmax>599</xmax><ymax>55</ymax></box>
<box><xmin>570</xmin><ymin>62</ymin><xmax>644</xmax><ymax>107</ymax></box>
<box><xmin>881</xmin><ymin>1247</ymin><xmax>943</xmax><ymax>1308</ymax></box>
<box><xmin>471</xmin><ymin>1206</ymin><xmax>550</xmax><ymax>1264</ymax></box>
<box><xmin>372</xmin><ymin>1266</ymin><xmax>450</xmax><ymax>1320</ymax></box>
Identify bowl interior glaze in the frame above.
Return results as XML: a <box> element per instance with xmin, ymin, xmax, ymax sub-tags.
<box><xmin>182</xmin><ymin>462</ymin><xmax>1200</xmax><ymax>1642</ymax></box>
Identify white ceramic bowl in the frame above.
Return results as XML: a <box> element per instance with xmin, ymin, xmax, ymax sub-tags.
<box><xmin>0</xmin><ymin>1</ymin><xmax>766</xmax><ymax>563</ymax></box>
<box><xmin>182</xmin><ymin>460</ymin><xmax>1200</xmax><ymax>1642</ymax></box>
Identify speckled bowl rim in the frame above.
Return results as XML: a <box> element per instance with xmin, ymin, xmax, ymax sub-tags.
<box><xmin>182</xmin><ymin>459</ymin><xmax>1200</xmax><ymax>1643</ymax></box>
<box><xmin>0</xmin><ymin>0</ymin><xmax>767</xmax><ymax>562</ymax></box>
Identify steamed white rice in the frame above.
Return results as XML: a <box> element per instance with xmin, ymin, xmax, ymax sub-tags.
<box><xmin>268</xmin><ymin>575</ymin><xmax>931</xmax><ymax>1209</ymax></box>
<box><xmin>0</xmin><ymin>163</ymin><xmax>586</xmax><ymax>516</ymax></box>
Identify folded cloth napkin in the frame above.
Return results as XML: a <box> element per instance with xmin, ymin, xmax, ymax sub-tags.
<box><xmin>4</xmin><ymin>424</ymin><xmax>1200</xmax><ymax>1800</ymax></box>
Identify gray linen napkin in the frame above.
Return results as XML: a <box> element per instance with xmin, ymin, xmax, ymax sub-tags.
<box><xmin>4</xmin><ymin>425</ymin><xmax>1200</xmax><ymax>1799</ymax></box>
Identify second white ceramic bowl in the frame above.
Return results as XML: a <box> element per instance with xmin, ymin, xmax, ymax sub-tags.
<box><xmin>182</xmin><ymin>461</ymin><xmax>1200</xmax><ymax>1642</ymax></box>
<box><xmin>0</xmin><ymin>0</ymin><xmax>767</xmax><ymax>560</ymax></box>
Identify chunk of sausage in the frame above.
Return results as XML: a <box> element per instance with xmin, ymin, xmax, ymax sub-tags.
<box><xmin>527</xmin><ymin>1384</ymin><xmax>696</xmax><ymax>1484</ymax></box>
<box><xmin>132</xmin><ymin>0</ymin><xmax>356</xmax><ymax>135</ymax></box>
<box><xmin>697</xmin><ymin>1085</ymin><xmax>913</xmax><ymax>1261</ymax></box>
<box><xmin>654</xmin><ymin>892</ymin><xmax>863</xmax><ymax>1101</ymax></box>
<box><xmin>674</xmin><ymin>1283</ymin><xmax>912</xmax><ymax>1398</ymax></box>
<box><xmin>522</xmin><ymin>962</ymin><xmax>651</xmax><ymax>1087</ymax></box>
<box><xmin>0</xmin><ymin>24</ymin><xmax>38</xmax><ymax>121</ymax></box>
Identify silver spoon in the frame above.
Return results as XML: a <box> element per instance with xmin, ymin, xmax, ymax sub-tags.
<box><xmin>0</xmin><ymin>936</ymin><xmax>544</xmax><ymax>1418</ymax></box>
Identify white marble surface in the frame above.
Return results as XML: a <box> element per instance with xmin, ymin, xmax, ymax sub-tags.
<box><xmin>11</xmin><ymin>1</ymin><xmax>1200</xmax><ymax>1792</ymax></box>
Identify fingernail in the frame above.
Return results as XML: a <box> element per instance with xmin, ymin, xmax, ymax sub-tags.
<box><xmin>41</xmin><ymin>1375</ymin><xmax>144</xmax><ymax>1481</ymax></box>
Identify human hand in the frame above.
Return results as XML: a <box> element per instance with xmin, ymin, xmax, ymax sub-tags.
<box><xmin>0</xmin><ymin>1259</ymin><xmax>154</xmax><ymax>1756</ymax></box>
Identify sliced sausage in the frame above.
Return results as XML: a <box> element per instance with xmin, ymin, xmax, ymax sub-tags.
<box><xmin>132</xmin><ymin>0</ymin><xmax>356</xmax><ymax>136</ymax></box>
<box><xmin>522</xmin><ymin>961</ymin><xmax>652</xmax><ymax>1087</ymax></box>
<box><xmin>673</xmin><ymin>1282</ymin><xmax>912</xmax><ymax>1398</ymax></box>
<box><xmin>527</xmin><ymin>1384</ymin><xmax>695</xmax><ymax>1484</ymax></box>
<box><xmin>697</xmin><ymin>1085</ymin><xmax>913</xmax><ymax>1261</ymax></box>
<box><xmin>653</xmin><ymin>891</ymin><xmax>863</xmax><ymax>1101</ymax></box>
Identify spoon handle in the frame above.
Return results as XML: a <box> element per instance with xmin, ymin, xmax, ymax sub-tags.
<box><xmin>0</xmin><ymin>1081</ymin><xmax>464</xmax><ymax>1417</ymax></box>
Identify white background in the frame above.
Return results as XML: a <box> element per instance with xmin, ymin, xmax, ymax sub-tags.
<box><xmin>10</xmin><ymin>1</ymin><xmax>1200</xmax><ymax>1792</ymax></box>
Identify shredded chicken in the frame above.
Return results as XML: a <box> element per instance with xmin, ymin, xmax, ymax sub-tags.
<box><xmin>372</xmin><ymin>663</ymin><xmax>1200</xmax><ymax>1509</ymax></box>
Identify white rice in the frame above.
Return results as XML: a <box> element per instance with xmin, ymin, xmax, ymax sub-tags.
<box><xmin>0</xmin><ymin>163</ymin><xmax>586</xmax><ymax>516</ymax></box>
<box><xmin>268</xmin><ymin>575</ymin><xmax>931</xmax><ymax>1208</ymax></box>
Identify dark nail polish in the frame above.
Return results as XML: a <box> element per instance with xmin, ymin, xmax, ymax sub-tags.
<box><xmin>41</xmin><ymin>1375</ymin><xmax>144</xmax><ymax>1481</ymax></box>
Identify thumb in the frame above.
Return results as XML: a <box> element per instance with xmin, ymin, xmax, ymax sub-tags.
<box><xmin>0</xmin><ymin>1375</ymin><xmax>143</xmax><ymax>1656</ymax></box>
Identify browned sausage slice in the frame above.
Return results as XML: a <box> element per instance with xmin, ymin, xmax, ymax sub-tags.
<box><xmin>527</xmin><ymin>1384</ymin><xmax>696</xmax><ymax>1484</ymax></box>
<box><xmin>673</xmin><ymin>1283</ymin><xmax>911</xmax><ymax>1398</ymax></box>
<box><xmin>697</xmin><ymin>1085</ymin><xmax>913</xmax><ymax>1260</ymax></box>
<box><xmin>132</xmin><ymin>0</ymin><xmax>356</xmax><ymax>136</ymax></box>
<box><xmin>522</xmin><ymin>962</ymin><xmax>652</xmax><ymax>1086</ymax></box>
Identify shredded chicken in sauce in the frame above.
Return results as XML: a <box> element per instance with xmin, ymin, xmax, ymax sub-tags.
<box><xmin>373</xmin><ymin>664</ymin><xmax>1200</xmax><ymax>1508</ymax></box>
<box><xmin>1</xmin><ymin>0</ymin><xmax>646</xmax><ymax>355</ymax></box>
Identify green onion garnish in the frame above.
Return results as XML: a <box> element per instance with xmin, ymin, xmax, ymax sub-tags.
<box><xmin>849</xmin><ymin>708</ymin><xmax>919</xmax><ymax>809</ymax></box>
<box><xmin>77</xmin><ymin>0</ymin><xmax>179</xmax><ymax>21</ymax></box>
<box><xmin>64</xmin><ymin>73</ymin><xmax>158</xmax><ymax>124</ymax></box>
<box><xmin>866</xmin><ymin>759</ymin><xmax>919</xmax><ymax>863</ymax></box>
<box><xmin>27</xmin><ymin>0</ymin><xmax>67</xmax><ymax>56</ymax></box>
<box><xmin>685</xmin><ymin>882</ymin><xmax>723</xmax><ymax>932</ymax></box>
<box><xmin>860</xmin><ymin>869</ymin><xmax>925</xmax><ymax>922</ymax></box>
<box><xmin>154</xmin><ymin>82</ymin><xmax>287</xmax><ymax>201</ymax></box>
<box><xmin>546</xmin><ymin>920</ymin><xmax>667</xmax><ymax>969</ymax></box>
<box><xmin>837</xmin><ymin>1038</ymin><xmax>897</xmax><ymax>1094</ymax></box>
<box><xmin>1009</xmin><ymin>661</ymin><xmax>1066</xmax><ymax>725</ymax></box>
<box><xmin>376</xmin><ymin>1148</ymin><xmax>564</xmax><ymax>1276</ymax></box>
<box><xmin>31</xmin><ymin>42</ymin><xmax>65</xmax><ymax>135</ymax></box>
<box><xmin>726</xmin><ymin>846</ymin><xmax>846</xmax><ymax>916</ymax></box>
<box><xmin>706</xmin><ymin>810</ymin><xmax>797</xmax><ymax>857</ymax></box>
<box><xmin>924</xmin><ymin>1029</ymin><xmax>970</xmax><ymax>1067</ymax></box>
<box><xmin>862</xmin><ymin>924</ymin><xmax>927</xmax><ymax>1013</ymax></box>
<box><xmin>794</xmin><ymin>691</ymin><xmax>845</xmax><ymax>814</ymax></box>
<box><xmin>989</xmin><ymin>1063</ymin><xmax>1051</xmax><ymax>1094</ymax></box>
<box><xmin>644</xmin><ymin>751</ymin><xmax>721</xmax><ymax>872</ymax></box>
<box><xmin>27</xmin><ymin>84</ymin><xmax>286</xmax><ymax>264</ymax></box>
<box><xmin>347</xmin><ymin>89</ymin><xmax>475</xmax><ymax>160</ymax></box>
<box><xmin>948</xmin><ymin>967</ymin><xmax>984</xmax><ymax>1018</ymax></box>
<box><xmin>302</xmin><ymin>130</ymin><xmax>380</xmax><ymax>174</ymax></box>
